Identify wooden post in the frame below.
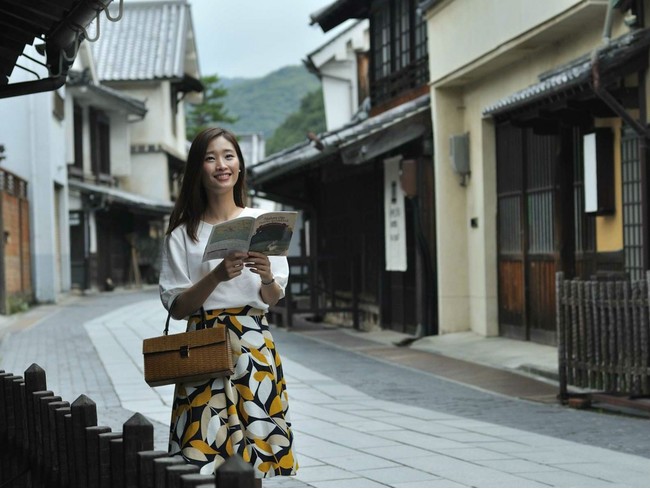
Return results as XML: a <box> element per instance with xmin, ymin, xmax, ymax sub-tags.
<box><xmin>166</xmin><ymin>464</ymin><xmax>199</xmax><ymax>487</ymax></box>
<box><xmin>556</xmin><ymin>272</ymin><xmax>568</xmax><ymax>400</ymax></box>
<box><xmin>86</xmin><ymin>426</ymin><xmax>112</xmax><ymax>488</ymax></box>
<box><xmin>179</xmin><ymin>473</ymin><xmax>216</xmax><ymax>487</ymax></box>
<box><xmin>24</xmin><ymin>364</ymin><xmax>47</xmax><ymax>486</ymax></box>
<box><xmin>137</xmin><ymin>450</ymin><xmax>168</xmax><ymax>487</ymax></box>
<box><xmin>152</xmin><ymin>455</ymin><xmax>185</xmax><ymax>487</ymax></box>
<box><xmin>31</xmin><ymin>389</ymin><xmax>54</xmax><ymax>479</ymax></box>
<box><xmin>110</xmin><ymin>437</ymin><xmax>125</xmax><ymax>487</ymax></box>
<box><xmin>123</xmin><ymin>413</ymin><xmax>154</xmax><ymax>487</ymax></box>
<box><xmin>215</xmin><ymin>454</ymin><xmax>256</xmax><ymax>488</ymax></box>
<box><xmin>2</xmin><ymin>374</ymin><xmax>21</xmax><ymax>482</ymax></box>
<box><xmin>12</xmin><ymin>378</ymin><xmax>29</xmax><ymax>486</ymax></box>
<box><xmin>55</xmin><ymin>407</ymin><xmax>72</xmax><ymax>487</ymax></box>
<box><xmin>39</xmin><ymin>395</ymin><xmax>62</xmax><ymax>481</ymax></box>
<box><xmin>65</xmin><ymin>412</ymin><xmax>76</xmax><ymax>487</ymax></box>
<box><xmin>47</xmin><ymin>401</ymin><xmax>70</xmax><ymax>486</ymax></box>
<box><xmin>71</xmin><ymin>394</ymin><xmax>97</xmax><ymax>487</ymax></box>
<box><xmin>97</xmin><ymin>432</ymin><xmax>122</xmax><ymax>488</ymax></box>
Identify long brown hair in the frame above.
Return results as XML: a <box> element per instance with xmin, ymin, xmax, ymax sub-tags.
<box><xmin>166</xmin><ymin>127</ymin><xmax>248</xmax><ymax>240</ymax></box>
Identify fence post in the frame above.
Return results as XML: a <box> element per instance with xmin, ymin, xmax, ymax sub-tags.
<box><xmin>556</xmin><ymin>272</ymin><xmax>568</xmax><ymax>401</ymax></box>
<box><xmin>55</xmin><ymin>406</ymin><xmax>72</xmax><ymax>486</ymax></box>
<box><xmin>2</xmin><ymin>374</ymin><xmax>22</xmax><ymax>483</ymax></box>
<box><xmin>137</xmin><ymin>450</ymin><xmax>169</xmax><ymax>487</ymax></box>
<box><xmin>86</xmin><ymin>425</ymin><xmax>112</xmax><ymax>487</ymax></box>
<box><xmin>12</xmin><ymin>377</ymin><xmax>30</xmax><ymax>485</ymax></box>
<box><xmin>110</xmin><ymin>436</ymin><xmax>125</xmax><ymax>487</ymax></box>
<box><xmin>98</xmin><ymin>432</ymin><xmax>122</xmax><ymax>487</ymax></box>
<box><xmin>167</xmin><ymin>464</ymin><xmax>200</xmax><ymax>487</ymax></box>
<box><xmin>123</xmin><ymin>413</ymin><xmax>154</xmax><ymax>487</ymax></box>
<box><xmin>153</xmin><ymin>455</ymin><xmax>186</xmax><ymax>487</ymax></box>
<box><xmin>24</xmin><ymin>364</ymin><xmax>47</xmax><ymax>485</ymax></box>
<box><xmin>215</xmin><ymin>454</ymin><xmax>255</xmax><ymax>488</ymax></box>
<box><xmin>48</xmin><ymin>401</ymin><xmax>70</xmax><ymax>485</ymax></box>
<box><xmin>71</xmin><ymin>394</ymin><xmax>98</xmax><ymax>487</ymax></box>
<box><xmin>180</xmin><ymin>473</ymin><xmax>216</xmax><ymax>487</ymax></box>
<box><xmin>39</xmin><ymin>395</ymin><xmax>62</xmax><ymax>483</ymax></box>
<box><xmin>0</xmin><ymin>371</ymin><xmax>9</xmax><ymax>484</ymax></box>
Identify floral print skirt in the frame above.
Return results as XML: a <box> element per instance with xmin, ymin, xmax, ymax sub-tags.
<box><xmin>168</xmin><ymin>306</ymin><xmax>298</xmax><ymax>478</ymax></box>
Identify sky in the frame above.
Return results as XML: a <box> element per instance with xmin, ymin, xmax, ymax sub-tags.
<box><xmin>187</xmin><ymin>0</ymin><xmax>351</xmax><ymax>79</ymax></box>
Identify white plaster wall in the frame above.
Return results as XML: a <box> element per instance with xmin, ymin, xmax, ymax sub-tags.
<box><xmin>119</xmin><ymin>81</ymin><xmax>186</xmax><ymax>156</ymax></box>
<box><xmin>109</xmin><ymin>114</ymin><xmax>132</xmax><ymax>177</ymax></box>
<box><xmin>426</xmin><ymin>0</ymin><xmax>631</xmax><ymax>336</ymax></box>
<box><xmin>322</xmin><ymin>73</ymin><xmax>356</xmax><ymax>129</ymax></box>
<box><xmin>125</xmin><ymin>153</ymin><xmax>170</xmax><ymax>201</ymax></box>
<box><xmin>310</xmin><ymin>20</ymin><xmax>369</xmax><ymax>131</ymax></box>
<box><xmin>0</xmin><ymin>75</ymin><xmax>67</xmax><ymax>302</ymax></box>
<box><xmin>426</xmin><ymin>0</ymin><xmax>607</xmax><ymax>84</ymax></box>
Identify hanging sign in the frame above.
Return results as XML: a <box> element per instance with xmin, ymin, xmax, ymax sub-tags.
<box><xmin>384</xmin><ymin>156</ymin><xmax>407</xmax><ymax>271</ymax></box>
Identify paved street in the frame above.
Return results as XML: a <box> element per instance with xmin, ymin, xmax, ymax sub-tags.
<box><xmin>1</xmin><ymin>288</ymin><xmax>649</xmax><ymax>487</ymax></box>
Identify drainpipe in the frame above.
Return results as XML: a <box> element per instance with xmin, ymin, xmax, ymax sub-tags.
<box><xmin>0</xmin><ymin>75</ymin><xmax>67</xmax><ymax>99</ymax></box>
<box><xmin>590</xmin><ymin>0</ymin><xmax>650</xmax><ymax>139</ymax></box>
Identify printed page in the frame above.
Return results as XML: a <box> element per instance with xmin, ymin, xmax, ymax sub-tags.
<box><xmin>202</xmin><ymin>216</ymin><xmax>255</xmax><ymax>261</ymax></box>
<box><xmin>248</xmin><ymin>211</ymin><xmax>298</xmax><ymax>256</ymax></box>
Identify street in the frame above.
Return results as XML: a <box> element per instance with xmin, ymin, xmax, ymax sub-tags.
<box><xmin>1</xmin><ymin>288</ymin><xmax>649</xmax><ymax>487</ymax></box>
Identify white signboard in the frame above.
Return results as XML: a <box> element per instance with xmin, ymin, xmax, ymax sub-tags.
<box><xmin>384</xmin><ymin>157</ymin><xmax>407</xmax><ymax>271</ymax></box>
<box><xmin>583</xmin><ymin>132</ymin><xmax>598</xmax><ymax>213</ymax></box>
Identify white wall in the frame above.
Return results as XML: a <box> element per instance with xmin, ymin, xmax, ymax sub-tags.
<box><xmin>125</xmin><ymin>152</ymin><xmax>171</xmax><ymax>201</ymax></box>
<box><xmin>0</xmin><ymin>55</ymin><xmax>69</xmax><ymax>302</ymax></box>
<box><xmin>310</xmin><ymin>20</ymin><xmax>369</xmax><ymax>131</ymax></box>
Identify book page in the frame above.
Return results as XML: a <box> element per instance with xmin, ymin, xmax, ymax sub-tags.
<box><xmin>202</xmin><ymin>216</ymin><xmax>255</xmax><ymax>261</ymax></box>
<box><xmin>248</xmin><ymin>211</ymin><xmax>298</xmax><ymax>256</ymax></box>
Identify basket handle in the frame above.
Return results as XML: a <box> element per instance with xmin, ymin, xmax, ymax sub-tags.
<box><xmin>163</xmin><ymin>306</ymin><xmax>207</xmax><ymax>335</ymax></box>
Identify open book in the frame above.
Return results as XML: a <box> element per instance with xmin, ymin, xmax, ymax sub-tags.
<box><xmin>202</xmin><ymin>211</ymin><xmax>298</xmax><ymax>261</ymax></box>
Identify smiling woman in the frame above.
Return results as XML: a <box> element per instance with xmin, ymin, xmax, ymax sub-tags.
<box><xmin>158</xmin><ymin>127</ymin><xmax>299</xmax><ymax>481</ymax></box>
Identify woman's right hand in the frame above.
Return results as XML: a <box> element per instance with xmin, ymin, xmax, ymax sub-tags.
<box><xmin>213</xmin><ymin>251</ymin><xmax>249</xmax><ymax>283</ymax></box>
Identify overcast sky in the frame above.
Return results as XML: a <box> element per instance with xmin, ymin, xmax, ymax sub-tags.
<box><xmin>188</xmin><ymin>0</ymin><xmax>349</xmax><ymax>79</ymax></box>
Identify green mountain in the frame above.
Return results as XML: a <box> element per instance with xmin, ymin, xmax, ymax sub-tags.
<box><xmin>220</xmin><ymin>65</ymin><xmax>321</xmax><ymax>139</ymax></box>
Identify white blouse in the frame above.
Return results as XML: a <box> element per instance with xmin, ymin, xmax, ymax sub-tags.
<box><xmin>159</xmin><ymin>207</ymin><xmax>288</xmax><ymax>315</ymax></box>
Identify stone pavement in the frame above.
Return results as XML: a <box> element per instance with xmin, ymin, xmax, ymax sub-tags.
<box><xmin>1</xmin><ymin>290</ymin><xmax>650</xmax><ymax>487</ymax></box>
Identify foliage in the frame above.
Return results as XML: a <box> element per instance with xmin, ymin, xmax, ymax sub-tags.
<box><xmin>185</xmin><ymin>74</ymin><xmax>237</xmax><ymax>141</ymax></box>
<box><xmin>266</xmin><ymin>89</ymin><xmax>326</xmax><ymax>155</ymax></box>
<box><xmin>221</xmin><ymin>66</ymin><xmax>321</xmax><ymax>139</ymax></box>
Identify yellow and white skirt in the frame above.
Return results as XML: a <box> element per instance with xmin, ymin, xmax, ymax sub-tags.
<box><xmin>168</xmin><ymin>306</ymin><xmax>298</xmax><ymax>478</ymax></box>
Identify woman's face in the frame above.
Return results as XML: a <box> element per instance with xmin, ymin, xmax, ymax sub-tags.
<box><xmin>201</xmin><ymin>135</ymin><xmax>240</xmax><ymax>195</ymax></box>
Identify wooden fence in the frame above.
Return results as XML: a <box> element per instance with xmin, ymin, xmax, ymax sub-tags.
<box><xmin>0</xmin><ymin>363</ymin><xmax>254</xmax><ymax>487</ymax></box>
<box><xmin>556</xmin><ymin>271</ymin><xmax>650</xmax><ymax>400</ymax></box>
<box><xmin>269</xmin><ymin>255</ymin><xmax>359</xmax><ymax>329</ymax></box>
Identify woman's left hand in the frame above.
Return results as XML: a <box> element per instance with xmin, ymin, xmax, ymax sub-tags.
<box><xmin>245</xmin><ymin>251</ymin><xmax>273</xmax><ymax>283</ymax></box>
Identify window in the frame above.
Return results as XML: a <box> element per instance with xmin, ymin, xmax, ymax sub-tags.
<box><xmin>370</xmin><ymin>0</ymin><xmax>429</xmax><ymax>106</ymax></box>
<box><xmin>89</xmin><ymin>108</ymin><xmax>111</xmax><ymax>180</ymax></box>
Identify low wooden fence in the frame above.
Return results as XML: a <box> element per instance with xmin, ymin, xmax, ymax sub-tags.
<box><xmin>270</xmin><ymin>255</ymin><xmax>360</xmax><ymax>329</ymax></box>
<box><xmin>0</xmin><ymin>363</ymin><xmax>254</xmax><ymax>487</ymax></box>
<box><xmin>556</xmin><ymin>272</ymin><xmax>650</xmax><ymax>400</ymax></box>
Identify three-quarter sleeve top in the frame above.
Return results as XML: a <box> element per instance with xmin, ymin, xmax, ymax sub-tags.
<box><xmin>159</xmin><ymin>207</ymin><xmax>288</xmax><ymax>314</ymax></box>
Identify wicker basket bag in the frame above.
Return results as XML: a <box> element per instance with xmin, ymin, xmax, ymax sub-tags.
<box><xmin>143</xmin><ymin>308</ymin><xmax>235</xmax><ymax>387</ymax></box>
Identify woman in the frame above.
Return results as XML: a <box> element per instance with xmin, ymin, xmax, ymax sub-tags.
<box><xmin>158</xmin><ymin>127</ymin><xmax>298</xmax><ymax>480</ymax></box>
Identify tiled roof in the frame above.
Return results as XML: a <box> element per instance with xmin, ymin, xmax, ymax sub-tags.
<box><xmin>483</xmin><ymin>28</ymin><xmax>650</xmax><ymax>116</ymax></box>
<box><xmin>69</xmin><ymin>180</ymin><xmax>173</xmax><ymax>215</ymax></box>
<box><xmin>249</xmin><ymin>94</ymin><xmax>430</xmax><ymax>185</ymax></box>
<box><xmin>91</xmin><ymin>0</ymin><xmax>194</xmax><ymax>81</ymax></box>
<box><xmin>67</xmin><ymin>70</ymin><xmax>147</xmax><ymax>116</ymax></box>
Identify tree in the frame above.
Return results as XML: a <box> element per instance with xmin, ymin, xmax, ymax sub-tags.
<box><xmin>265</xmin><ymin>89</ymin><xmax>326</xmax><ymax>155</ymax></box>
<box><xmin>185</xmin><ymin>74</ymin><xmax>237</xmax><ymax>141</ymax></box>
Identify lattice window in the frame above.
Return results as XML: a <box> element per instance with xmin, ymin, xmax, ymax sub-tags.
<box><xmin>621</xmin><ymin>126</ymin><xmax>643</xmax><ymax>280</ymax></box>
